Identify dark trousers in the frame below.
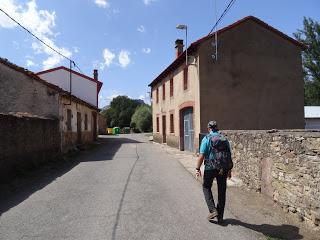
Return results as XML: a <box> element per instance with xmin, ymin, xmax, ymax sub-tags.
<box><xmin>202</xmin><ymin>169</ymin><xmax>227</xmax><ymax>219</ymax></box>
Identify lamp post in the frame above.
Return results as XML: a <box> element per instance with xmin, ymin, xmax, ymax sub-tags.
<box><xmin>176</xmin><ymin>24</ymin><xmax>188</xmax><ymax>65</ymax></box>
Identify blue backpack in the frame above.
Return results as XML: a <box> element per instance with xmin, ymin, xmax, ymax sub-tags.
<box><xmin>206</xmin><ymin>134</ymin><xmax>233</xmax><ymax>172</ymax></box>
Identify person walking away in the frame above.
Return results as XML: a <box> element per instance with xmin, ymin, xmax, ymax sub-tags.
<box><xmin>195</xmin><ymin>121</ymin><xmax>233</xmax><ymax>223</ymax></box>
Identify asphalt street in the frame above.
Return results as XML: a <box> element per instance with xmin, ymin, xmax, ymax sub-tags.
<box><xmin>0</xmin><ymin>134</ymin><xmax>266</xmax><ymax>240</ymax></box>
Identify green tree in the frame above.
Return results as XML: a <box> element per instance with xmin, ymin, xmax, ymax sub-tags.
<box><xmin>101</xmin><ymin>96</ymin><xmax>142</xmax><ymax>128</ymax></box>
<box><xmin>294</xmin><ymin>17</ymin><xmax>320</xmax><ymax>105</ymax></box>
<box><xmin>131</xmin><ymin>105</ymin><xmax>152</xmax><ymax>133</ymax></box>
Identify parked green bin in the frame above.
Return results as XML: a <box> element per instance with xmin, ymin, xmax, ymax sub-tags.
<box><xmin>123</xmin><ymin>127</ymin><xmax>130</xmax><ymax>134</ymax></box>
<box><xmin>112</xmin><ymin>127</ymin><xmax>120</xmax><ymax>135</ymax></box>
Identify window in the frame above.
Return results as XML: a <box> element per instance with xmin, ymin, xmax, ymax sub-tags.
<box><xmin>170</xmin><ymin>78</ymin><xmax>173</xmax><ymax>97</ymax></box>
<box><xmin>84</xmin><ymin>114</ymin><xmax>88</xmax><ymax>130</ymax></box>
<box><xmin>156</xmin><ymin>88</ymin><xmax>159</xmax><ymax>103</ymax></box>
<box><xmin>170</xmin><ymin>114</ymin><xmax>174</xmax><ymax>133</ymax></box>
<box><xmin>183</xmin><ymin>66</ymin><xmax>188</xmax><ymax>90</ymax></box>
<box><xmin>156</xmin><ymin>117</ymin><xmax>159</xmax><ymax>132</ymax></box>
<box><xmin>67</xmin><ymin>109</ymin><xmax>72</xmax><ymax>131</ymax></box>
<box><xmin>162</xmin><ymin>83</ymin><xmax>165</xmax><ymax>100</ymax></box>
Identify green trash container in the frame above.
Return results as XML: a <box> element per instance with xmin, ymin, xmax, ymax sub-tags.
<box><xmin>113</xmin><ymin>127</ymin><xmax>120</xmax><ymax>134</ymax></box>
<box><xmin>123</xmin><ymin>127</ymin><xmax>130</xmax><ymax>134</ymax></box>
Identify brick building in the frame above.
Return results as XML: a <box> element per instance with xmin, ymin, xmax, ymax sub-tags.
<box><xmin>149</xmin><ymin>16</ymin><xmax>305</xmax><ymax>152</ymax></box>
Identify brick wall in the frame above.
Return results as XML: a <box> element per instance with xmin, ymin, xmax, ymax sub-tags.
<box><xmin>223</xmin><ymin>130</ymin><xmax>320</xmax><ymax>227</ymax></box>
<box><xmin>0</xmin><ymin>114</ymin><xmax>61</xmax><ymax>182</ymax></box>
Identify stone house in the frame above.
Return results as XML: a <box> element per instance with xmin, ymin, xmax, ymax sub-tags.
<box><xmin>37</xmin><ymin>66</ymin><xmax>103</xmax><ymax>152</ymax></box>
<box><xmin>149</xmin><ymin>16</ymin><xmax>305</xmax><ymax>152</ymax></box>
<box><xmin>0</xmin><ymin>58</ymin><xmax>103</xmax><ymax>153</ymax></box>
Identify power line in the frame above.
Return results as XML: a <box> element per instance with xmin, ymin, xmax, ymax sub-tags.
<box><xmin>208</xmin><ymin>0</ymin><xmax>237</xmax><ymax>35</ymax></box>
<box><xmin>0</xmin><ymin>7</ymin><xmax>76</xmax><ymax>65</ymax></box>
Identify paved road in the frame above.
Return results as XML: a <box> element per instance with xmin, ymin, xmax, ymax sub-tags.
<box><xmin>0</xmin><ymin>134</ymin><xmax>265</xmax><ymax>240</ymax></box>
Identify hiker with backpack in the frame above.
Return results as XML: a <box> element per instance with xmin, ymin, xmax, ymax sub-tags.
<box><xmin>195</xmin><ymin>121</ymin><xmax>233</xmax><ymax>223</ymax></box>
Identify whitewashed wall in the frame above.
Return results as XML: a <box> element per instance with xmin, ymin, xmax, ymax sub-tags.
<box><xmin>38</xmin><ymin>69</ymin><xmax>97</xmax><ymax>106</ymax></box>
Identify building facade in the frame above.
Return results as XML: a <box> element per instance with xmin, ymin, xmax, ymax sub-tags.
<box><xmin>149</xmin><ymin>16</ymin><xmax>305</xmax><ymax>152</ymax></box>
<box><xmin>37</xmin><ymin>66</ymin><xmax>103</xmax><ymax>152</ymax></box>
<box><xmin>0</xmin><ymin>58</ymin><xmax>103</xmax><ymax>153</ymax></box>
<box><xmin>305</xmin><ymin>106</ymin><xmax>320</xmax><ymax>129</ymax></box>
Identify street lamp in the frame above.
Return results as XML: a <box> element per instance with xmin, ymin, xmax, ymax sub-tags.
<box><xmin>176</xmin><ymin>24</ymin><xmax>188</xmax><ymax>65</ymax></box>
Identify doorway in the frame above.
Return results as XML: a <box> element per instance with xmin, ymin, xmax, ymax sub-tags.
<box><xmin>92</xmin><ymin>112</ymin><xmax>97</xmax><ymax>141</ymax></box>
<box><xmin>77</xmin><ymin>112</ymin><xmax>82</xmax><ymax>144</ymax></box>
<box><xmin>162</xmin><ymin>115</ymin><xmax>166</xmax><ymax>143</ymax></box>
<box><xmin>182</xmin><ymin>108</ymin><xmax>194</xmax><ymax>152</ymax></box>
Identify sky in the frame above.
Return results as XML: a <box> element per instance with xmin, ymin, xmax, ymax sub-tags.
<box><xmin>0</xmin><ymin>0</ymin><xmax>319</xmax><ymax>108</ymax></box>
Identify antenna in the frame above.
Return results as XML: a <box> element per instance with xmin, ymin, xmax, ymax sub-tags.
<box><xmin>212</xmin><ymin>0</ymin><xmax>218</xmax><ymax>62</ymax></box>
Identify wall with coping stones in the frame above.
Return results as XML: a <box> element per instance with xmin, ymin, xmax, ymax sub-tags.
<box><xmin>0</xmin><ymin>114</ymin><xmax>61</xmax><ymax>182</ymax></box>
<box><xmin>223</xmin><ymin>130</ymin><xmax>320</xmax><ymax>227</ymax></box>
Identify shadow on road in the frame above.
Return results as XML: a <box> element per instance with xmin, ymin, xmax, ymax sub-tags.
<box><xmin>0</xmin><ymin>136</ymin><xmax>142</xmax><ymax>216</ymax></box>
<box><xmin>212</xmin><ymin>218</ymin><xmax>303</xmax><ymax>239</ymax></box>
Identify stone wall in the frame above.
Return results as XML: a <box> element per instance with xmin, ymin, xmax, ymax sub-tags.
<box><xmin>167</xmin><ymin>135</ymin><xmax>179</xmax><ymax>148</ymax></box>
<box><xmin>60</xmin><ymin>96</ymin><xmax>97</xmax><ymax>153</ymax></box>
<box><xmin>0</xmin><ymin>113</ymin><xmax>61</xmax><ymax>182</ymax></box>
<box><xmin>153</xmin><ymin>133</ymin><xmax>163</xmax><ymax>144</ymax></box>
<box><xmin>223</xmin><ymin>130</ymin><xmax>320</xmax><ymax>226</ymax></box>
<box><xmin>0</xmin><ymin>62</ymin><xmax>60</xmax><ymax>118</ymax></box>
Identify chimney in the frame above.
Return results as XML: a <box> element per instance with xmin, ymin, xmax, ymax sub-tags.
<box><xmin>93</xmin><ymin>69</ymin><xmax>98</xmax><ymax>81</ymax></box>
<box><xmin>175</xmin><ymin>39</ymin><xmax>184</xmax><ymax>58</ymax></box>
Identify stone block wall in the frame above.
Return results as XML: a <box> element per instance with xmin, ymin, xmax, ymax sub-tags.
<box><xmin>0</xmin><ymin>114</ymin><xmax>61</xmax><ymax>182</ymax></box>
<box><xmin>167</xmin><ymin>135</ymin><xmax>179</xmax><ymax>149</ymax></box>
<box><xmin>223</xmin><ymin>130</ymin><xmax>320</xmax><ymax>226</ymax></box>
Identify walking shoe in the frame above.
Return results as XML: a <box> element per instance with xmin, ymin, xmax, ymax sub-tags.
<box><xmin>217</xmin><ymin>217</ymin><xmax>224</xmax><ymax>224</ymax></box>
<box><xmin>207</xmin><ymin>209</ymin><xmax>218</xmax><ymax>221</ymax></box>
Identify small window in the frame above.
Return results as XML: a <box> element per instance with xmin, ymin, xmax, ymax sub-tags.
<box><xmin>170</xmin><ymin>114</ymin><xmax>174</xmax><ymax>133</ymax></box>
<box><xmin>156</xmin><ymin>88</ymin><xmax>159</xmax><ymax>103</ymax></box>
<box><xmin>162</xmin><ymin>83</ymin><xmax>165</xmax><ymax>100</ymax></box>
<box><xmin>183</xmin><ymin>66</ymin><xmax>188</xmax><ymax>90</ymax></box>
<box><xmin>170</xmin><ymin>78</ymin><xmax>173</xmax><ymax>97</ymax></box>
<box><xmin>84</xmin><ymin>114</ymin><xmax>88</xmax><ymax>130</ymax></box>
<box><xmin>67</xmin><ymin>109</ymin><xmax>72</xmax><ymax>131</ymax></box>
<box><xmin>156</xmin><ymin>117</ymin><xmax>159</xmax><ymax>132</ymax></box>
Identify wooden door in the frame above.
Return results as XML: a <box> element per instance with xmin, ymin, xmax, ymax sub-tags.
<box><xmin>77</xmin><ymin>112</ymin><xmax>82</xmax><ymax>144</ymax></box>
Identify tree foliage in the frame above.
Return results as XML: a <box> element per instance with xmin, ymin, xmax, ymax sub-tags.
<box><xmin>294</xmin><ymin>17</ymin><xmax>320</xmax><ymax>105</ymax></box>
<box><xmin>100</xmin><ymin>96</ymin><xmax>142</xmax><ymax>128</ymax></box>
<box><xmin>131</xmin><ymin>105</ymin><xmax>152</xmax><ymax>133</ymax></box>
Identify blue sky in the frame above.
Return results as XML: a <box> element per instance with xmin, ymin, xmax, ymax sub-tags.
<box><xmin>0</xmin><ymin>0</ymin><xmax>319</xmax><ymax>108</ymax></box>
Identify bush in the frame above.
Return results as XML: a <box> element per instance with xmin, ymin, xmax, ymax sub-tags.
<box><xmin>131</xmin><ymin>105</ymin><xmax>152</xmax><ymax>133</ymax></box>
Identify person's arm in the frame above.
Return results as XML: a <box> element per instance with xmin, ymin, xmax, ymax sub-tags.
<box><xmin>196</xmin><ymin>136</ymin><xmax>208</xmax><ymax>178</ymax></box>
<box><xmin>227</xmin><ymin>140</ymin><xmax>232</xmax><ymax>179</ymax></box>
<box><xmin>195</xmin><ymin>154</ymin><xmax>204</xmax><ymax>177</ymax></box>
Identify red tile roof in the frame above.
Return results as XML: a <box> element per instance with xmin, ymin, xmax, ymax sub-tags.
<box><xmin>148</xmin><ymin>16</ymin><xmax>305</xmax><ymax>88</ymax></box>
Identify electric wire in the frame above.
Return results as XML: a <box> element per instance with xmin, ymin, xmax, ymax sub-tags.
<box><xmin>208</xmin><ymin>0</ymin><xmax>237</xmax><ymax>35</ymax></box>
<box><xmin>0</xmin><ymin>7</ymin><xmax>82</xmax><ymax>71</ymax></box>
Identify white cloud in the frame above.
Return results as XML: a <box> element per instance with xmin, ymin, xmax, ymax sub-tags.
<box><xmin>138</xmin><ymin>92</ymin><xmax>151</xmax><ymax>104</ymax></box>
<box><xmin>103</xmin><ymin>48</ymin><xmax>115</xmax><ymax>67</ymax></box>
<box><xmin>73</xmin><ymin>46</ymin><xmax>79</xmax><ymax>53</ymax></box>
<box><xmin>26</xmin><ymin>59</ymin><xmax>35</xmax><ymax>67</ymax></box>
<box><xmin>112</xmin><ymin>8</ymin><xmax>120</xmax><ymax>14</ymax></box>
<box><xmin>107</xmin><ymin>93</ymin><xmax>121</xmax><ymax>100</ymax></box>
<box><xmin>94</xmin><ymin>0</ymin><xmax>110</xmax><ymax>8</ymax></box>
<box><xmin>137</xmin><ymin>25</ymin><xmax>145</xmax><ymax>33</ymax></box>
<box><xmin>0</xmin><ymin>0</ymin><xmax>72</xmax><ymax>69</ymax></box>
<box><xmin>118</xmin><ymin>50</ymin><xmax>131</xmax><ymax>68</ymax></box>
<box><xmin>143</xmin><ymin>0</ymin><xmax>156</xmax><ymax>5</ymax></box>
<box><xmin>142</xmin><ymin>48</ymin><xmax>151</xmax><ymax>54</ymax></box>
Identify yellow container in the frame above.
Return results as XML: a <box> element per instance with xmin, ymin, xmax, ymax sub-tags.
<box><xmin>107</xmin><ymin>128</ymin><xmax>113</xmax><ymax>134</ymax></box>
